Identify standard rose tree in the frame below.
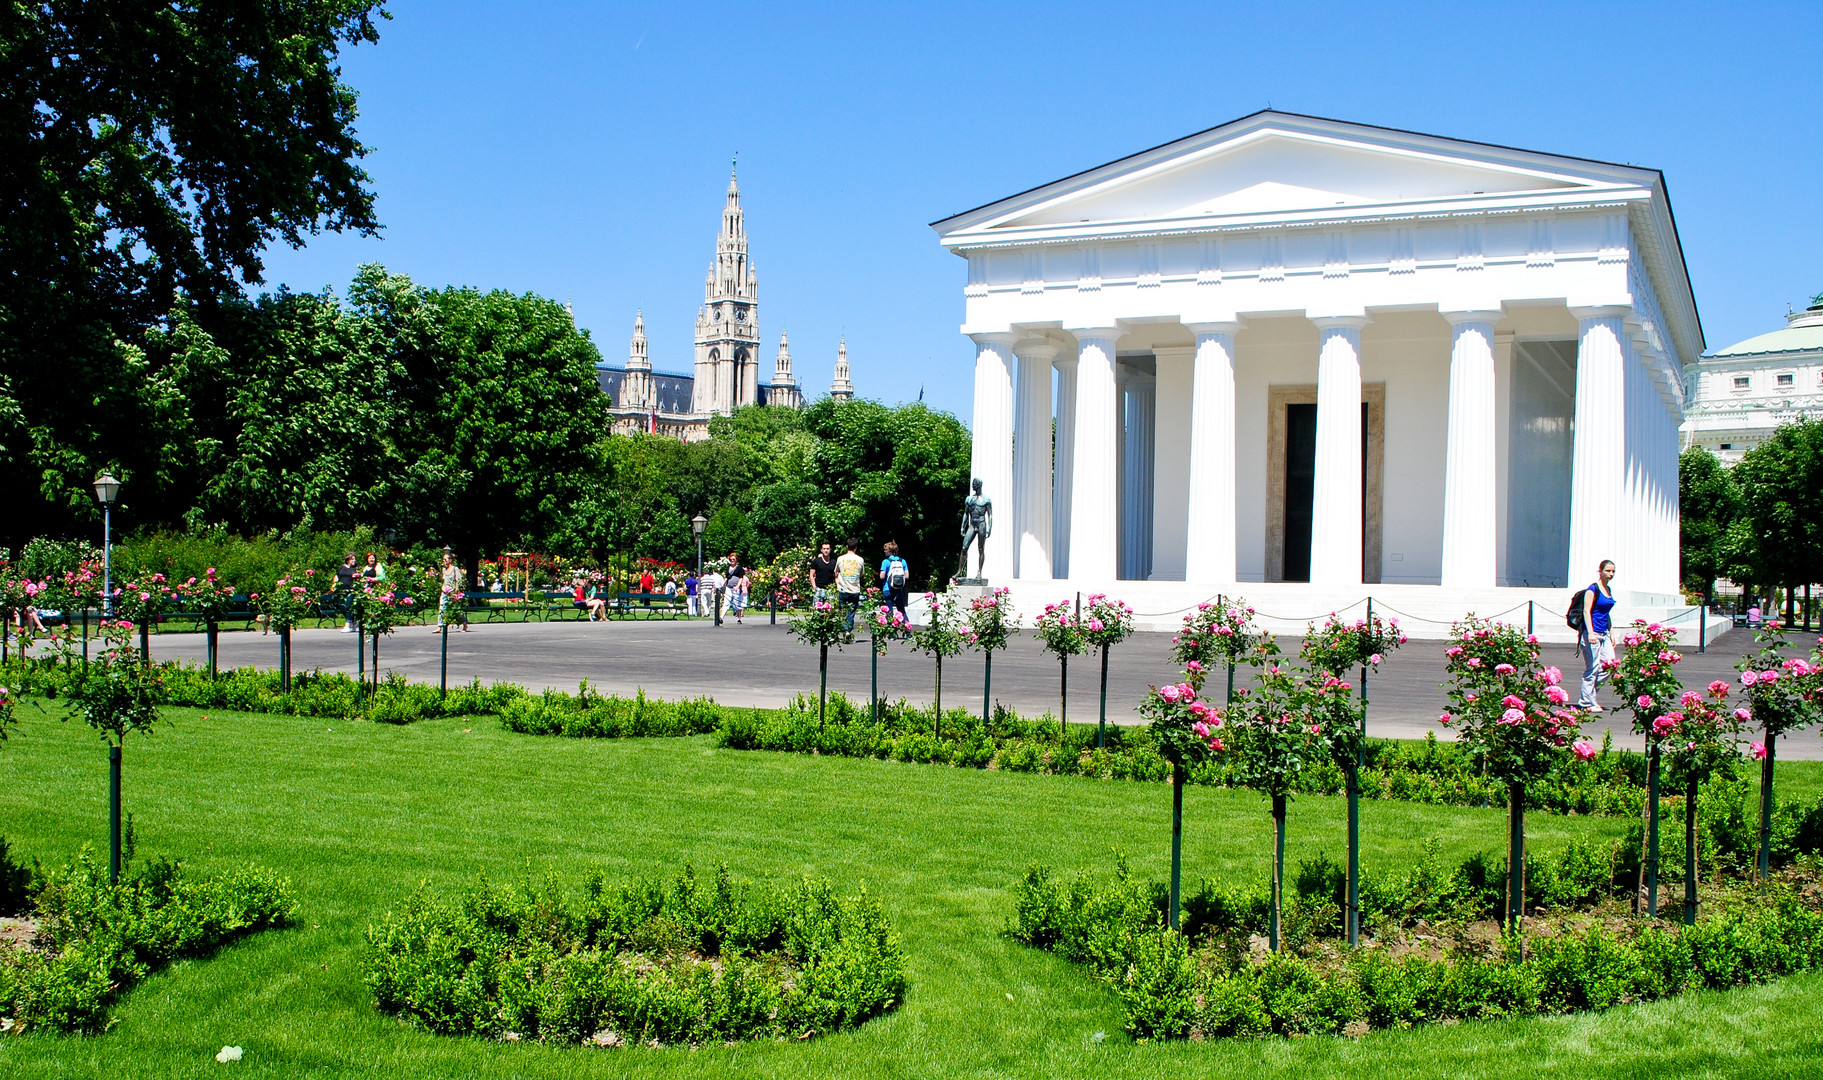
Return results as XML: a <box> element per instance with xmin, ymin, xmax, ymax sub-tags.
<box><xmin>1441</xmin><ymin>616</ymin><xmax>1589</xmax><ymax>928</ymax></box>
<box><xmin>1732</xmin><ymin>627</ymin><xmax>1823</xmax><ymax>883</ymax></box>
<box><xmin>1140</xmin><ymin>678</ymin><xmax>1227</xmax><ymax>931</ymax></box>
<box><xmin>1172</xmin><ymin>598</ymin><xmax>1270</xmax><ymax>703</ymax></box>
<box><xmin>1606</xmin><ymin>620</ymin><xmax>1690</xmax><ymax>917</ymax></box>
<box><xmin>67</xmin><ymin>619</ymin><xmax>166</xmax><ymax>883</ymax></box>
<box><xmin>789</xmin><ymin>599</ymin><xmax>853</xmax><ymax>730</ymax></box>
<box><xmin>1034</xmin><ymin>601</ymin><xmax>1088</xmax><ymax>734</ymax></box>
<box><xmin>910</xmin><ymin>593</ymin><xmax>966</xmax><ymax>737</ymax></box>
<box><xmin>962</xmin><ymin>588</ymin><xmax>1019</xmax><ymax>726</ymax></box>
<box><xmin>1082</xmin><ymin>594</ymin><xmax>1134</xmax><ymax>748</ymax></box>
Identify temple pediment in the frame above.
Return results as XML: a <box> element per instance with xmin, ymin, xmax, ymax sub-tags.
<box><xmin>935</xmin><ymin>112</ymin><xmax>1660</xmax><ymax>242</ymax></box>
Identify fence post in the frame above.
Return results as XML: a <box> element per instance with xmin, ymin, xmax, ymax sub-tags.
<box><xmin>1527</xmin><ymin>600</ymin><xmax>1534</xmax><ymax>637</ymax></box>
<box><xmin>1699</xmin><ymin>604</ymin><xmax>1707</xmax><ymax>653</ymax></box>
<box><xmin>770</xmin><ymin>588</ymin><xmax>778</xmax><ymax>625</ymax></box>
<box><xmin>714</xmin><ymin>588</ymin><xmax>723</xmax><ymax>627</ymax></box>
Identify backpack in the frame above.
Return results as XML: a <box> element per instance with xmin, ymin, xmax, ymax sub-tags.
<box><xmin>888</xmin><ymin>557</ymin><xmax>908</xmax><ymax>588</ymax></box>
<box><xmin>1565</xmin><ymin>587</ymin><xmax>1588</xmax><ymax>631</ymax></box>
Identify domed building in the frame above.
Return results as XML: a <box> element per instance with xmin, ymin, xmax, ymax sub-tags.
<box><xmin>1681</xmin><ymin>295</ymin><xmax>1823</xmax><ymax>462</ymax></box>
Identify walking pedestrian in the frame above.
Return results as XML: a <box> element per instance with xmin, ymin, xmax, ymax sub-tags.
<box><xmin>336</xmin><ymin>553</ymin><xmax>359</xmax><ymax>632</ymax></box>
<box><xmin>1577</xmin><ymin>559</ymin><xmax>1617</xmax><ymax>711</ymax></box>
<box><xmin>684</xmin><ymin>572</ymin><xmax>700</xmax><ymax>617</ymax></box>
<box><xmin>880</xmin><ymin>540</ymin><xmax>910</xmax><ymax>629</ymax></box>
<box><xmin>726</xmin><ymin>552</ymin><xmax>747</xmax><ymax>622</ymax></box>
<box><xmin>810</xmin><ymin>541</ymin><xmax>837</xmax><ymax>605</ymax></box>
<box><xmin>836</xmin><ymin>539</ymin><xmax>863</xmax><ymax>631</ymax></box>
<box><xmin>437</xmin><ymin>550</ymin><xmax>471</xmax><ymax>633</ymax></box>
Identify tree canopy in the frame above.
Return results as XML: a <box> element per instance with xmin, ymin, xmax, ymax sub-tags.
<box><xmin>0</xmin><ymin>0</ymin><xmax>387</xmax><ymax>543</ymax></box>
<box><xmin>1677</xmin><ymin>445</ymin><xmax>1741</xmax><ymax>601</ymax></box>
<box><xmin>1726</xmin><ymin>419</ymin><xmax>1823</xmax><ymax>594</ymax></box>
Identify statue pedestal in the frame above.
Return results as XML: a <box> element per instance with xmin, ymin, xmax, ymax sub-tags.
<box><xmin>951</xmin><ymin>576</ymin><xmax>988</xmax><ymax>587</ymax></box>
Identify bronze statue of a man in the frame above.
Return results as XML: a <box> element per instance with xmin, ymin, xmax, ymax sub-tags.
<box><xmin>957</xmin><ymin>477</ymin><xmax>992</xmax><ymax>579</ymax></box>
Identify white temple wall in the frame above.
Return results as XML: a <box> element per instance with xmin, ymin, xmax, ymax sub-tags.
<box><xmin>1362</xmin><ymin>314</ymin><xmax>1450</xmax><ymax>584</ymax></box>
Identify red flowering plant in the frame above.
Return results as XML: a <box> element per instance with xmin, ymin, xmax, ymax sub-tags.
<box><xmin>789</xmin><ymin>596</ymin><xmax>853</xmax><ymax>729</ymax></box>
<box><xmin>1302</xmin><ymin>610</ymin><xmax>1406</xmax><ymax>678</ymax></box>
<box><xmin>111</xmin><ymin>573</ymin><xmax>174</xmax><ymax>660</ymax></box>
<box><xmin>1034</xmin><ymin>600</ymin><xmax>1088</xmax><ymax>731</ymax></box>
<box><xmin>1172</xmin><ymin>598</ymin><xmax>1268</xmax><ymax>699</ymax></box>
<box><xmin>175</xmin><ymin>567</ymin><xmax>240</xmax><ymax>677</ymax></box>
<box><xmin>1656</xmin><ymin>676</ymin><xmax>1747</xmax><ymax>920</ymax></box>
<box><xmin>1139</xmin><ymin>673</ymin><xmax>1230</xmax><ymax>931</ymax></box>
<box><xmin>911</xmin><ymin>592</ymin><xmax>967</xmax><ymax>732</ymax></box>
<box><xmin>252</xmin><ymin>570</ymin><xmax>324</xmax><ymax>634</ymax></box>
<box><xmin>961</xmin><ymin>587</ymin><xmax>1019</xmax><ymax>724</ymax></box>
<box><xmin>1606</xmin><ymin>620</ymin><xmax>1687</xmax><ymax>745</ymax></box>
<box><xmin>1442</xmin><ymin>616</ymin><xmax>1588</xmax><ymax>925</ymax></box>
<box><xmin>0</xmin><ymin>682</ymin><xmax>16</xmax><ymax>741</ymax></box>
<box><xmin>1733</xmin><ymin>626</ymin><xmax>1823</xmax><ymax>880</ymax></box>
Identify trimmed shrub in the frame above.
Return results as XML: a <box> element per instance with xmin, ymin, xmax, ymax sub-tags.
<box><xmin>365</xmin><ymin>865</ymin><xmax>905</xmax><ymax>1046</ymax></box>
<box><xmin>0</xmin><ymin>849</ymin><xmax>295</xmax><ymax>1032</ymax></box>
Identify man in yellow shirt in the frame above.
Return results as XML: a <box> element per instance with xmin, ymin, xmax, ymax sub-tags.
<box><xmin>835</xmin><ymin>538</ymin><xmax>864</xmax><ymax>631</ymax></box>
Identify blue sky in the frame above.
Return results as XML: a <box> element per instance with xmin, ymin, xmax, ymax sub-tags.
<box><xmin>257</xmin><ymin>1</ymin><xmax>1823</xmax><ymax>423</ymax></box>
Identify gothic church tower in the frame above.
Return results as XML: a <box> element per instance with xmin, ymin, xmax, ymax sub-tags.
<box><xmin>692</xmin><ymin>165</ymin><xmax>761</xmax><ymax>414</ymax></box>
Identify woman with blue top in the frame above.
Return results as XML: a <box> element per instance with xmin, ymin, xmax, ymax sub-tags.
<box><xmin>1578</xmin><ymin>560</ymin><xmax>1618</xmax><ymax>711</ymax></box>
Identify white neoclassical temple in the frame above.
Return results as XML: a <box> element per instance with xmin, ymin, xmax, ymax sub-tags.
<box><xmin>932</xmin><ymin>112</ymin><xmax>1706</xmax><ymax>639</ymax></box>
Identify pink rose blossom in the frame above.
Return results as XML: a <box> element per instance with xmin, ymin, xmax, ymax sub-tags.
<box><xmin>1502</xmin><ymin>694</ymin><xmax>1527</xmax><ymax>710</ymax></box>
<box><xmin>1546</xmin><ymin>685</ymin><xmax>1570</xmax><ymax>705</ymax></box>
<box><xmin>1438</xmin><ymin>710</ymin><xmax>1453</xmax><ymax>725</ymax></box>
<box><xmin>1761</xmin><ymin>669</ymin><xmax>1781</xmax><ymax>684</ymax></box>
<box><xmin>1741</xmin><ymin>670</ymin><xmax>1759</xmax><ymax>686</ymax></box>
<box><xmin>1708</xmin><ymin>680</ymin><xmax>1730</xmax><ymax>696</ymax></box>
<box><xmin>1501</xmin><ymin>708</ymin><xmax>1525</xmax><ymax>725</ymax></box>
<box><xmin>1495</xmin><ymin>663</ymin><xmax>1516</xmax><ymax>676</ymax></box>
<box><xmin>1636</xmin><ymin>695</ymin><xmax>1654</xmax><ymax>710</ymax></box>
<box><xmin>1542</xmin><ymin>666</ymin><xmax>1563</xmax><ymax>686</ymax></box>
<box><xmin>1446</xmin><ymin>646</ymin><xmax>1464</xmax><ymax>658</ymax></box>
<box><xmin>1572</xmin><ymin>741</ymin><xmax>1597</xmax><ymax>761</ymax></box>
<box><xmin>1752</xmin><ymin>741</ymin><xmax>1768</xmax><ymax>760</ymax></box>
<box><xmin>1369</xmin><ymin>653</ymin><xmax>1383</xmax><ymax>665</ymax></box>
<box><xmin>1467</xmin><ymin>657</ymin><xmax>1482</xmax><ymax>669</ymax></box>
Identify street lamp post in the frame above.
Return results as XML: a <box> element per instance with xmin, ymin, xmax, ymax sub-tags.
<box><xmin>691</xmin><ymin>514</ymin><xmax>708</xmax><ymax>576</ymax></box>
<box><xmin>93</xmin><ymin>472</ymin><xmax>120</xmax><ymax>617</ymax></box>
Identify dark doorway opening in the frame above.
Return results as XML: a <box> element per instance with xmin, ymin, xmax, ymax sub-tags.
<box><xmin>1282</xmin><ymin>401</ymin><xmax>1371</xmax><ymax>583</ymax></box>
<box><xmin>1283</xmin><ymin>403</ymin><xmax>1316</xmax><ymax>582</ymax></box>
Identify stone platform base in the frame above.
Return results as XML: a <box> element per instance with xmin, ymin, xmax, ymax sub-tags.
<box><xmin>920</xmin><ymin>580</ymin><xmax>1720</xmax><ymax>646</ymax></box>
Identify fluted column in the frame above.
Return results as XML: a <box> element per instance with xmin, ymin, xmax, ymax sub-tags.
<box><xmin>968</xmin><ymin>333</ymin><xmax>1017</xmax><ymax>582</ymax></box>
<box><xmin>1440</xmin><ymin>311</ymin><xmax>1501</xmax><ymax>588</ymax></box>
<box><xmin>1012</xmin><ymin>342</ymin><xmax>1057</xmax><ymax>580</ymax></box>
<box><xmin>1121</xmin><ymin>376</ymin><xmax>1156</xmax><ymax>580</ymax></box>
<box><xmin>1052</xmin><ymin>353</ymin><xmax>1078</xmax><ymax>577</ymax></box>
<box><xmin>1309</xmin><ymin>317</ymin><xmax>1369</xmax><ymax>585</ymax></box>
<box><xmin>1567</xmin><ymin>308</ymin><xmax>1629</xmax><ymax>586</ymax></box>
<box><xmin>1067</xmin><ymin>327</ymin><xmax>1123</xmax><ymax>582</ymax></box>
<box><xmin>1185</xmin><ymin>323</ymin><xmax>1240</xmax><ymax>583</ymax></box>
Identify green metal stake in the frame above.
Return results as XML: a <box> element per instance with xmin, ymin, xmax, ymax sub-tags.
<box><xmin>1059</xmin><ymin>654</ymin><xmax>1068</xmax><ymax>736</ymax></box>
<box><xmin>983</xmin><ymin>650</ymin><xmax>993</xmax><ymax>728</ymax></box>
<box><xmin>870</xmin><ymin>629</ymin><xmax>879</xmax><ymax>726</ymax></box>
<box><xmin>1270</xmin><ymin>793</ymin><xmax>1287</xmax><ymax>952</ymax></box>
<box><xmin>279</xmin><ymin>626</ymin><xmax>291</xmax><ymax>692</ymax></box>
<box><xmin>1097</xmin><ymin>644</ymin><xmax>1109</xmax><ymax>749</ymax></box>
<box><xmin>109</xmin><ymin>744</ymin><xmax>122</xmax><ymax>884</ymax></box>
<box><xmin>1170</xmin><ymin>763</ymin><xmax>1184</xmax><ymax>931</ymax></box>
<box><xmin>371</xmin><ymin>632</ymin><xmax>380</xmax><ymax>697</ymax></box>
<box><xmin>1507</xmin><ymin>783</ymin><xmax>1527</xmax><ymax>930</ymax></box>
<box><xmin>1758</xmin><ymin>730</ymin><xmax>1777</xmax><ymax>888</ymax></box>
<box><xmin>1646</xmin><ymin>737</ymin><xmax>1661</xmax><ymax>918</ymax></box>
<box><xmin>818</xmin><ymin>643</ymin><xmax>828</xmax><ymax>732</ymax></box>
<box><xmin>440</xmin><ymin>622</ymin><xmax>449</xmax><ymax>701</ymax></box>
<box><xmin>1684</xmin><ymin>774</ymin><xmax>1699</xmax><ymax>925</ymax></box>
<box><xmin>1226</xmin><ymin>661</ymin><xmax>1235</xmax><ymax>705</ymax></box>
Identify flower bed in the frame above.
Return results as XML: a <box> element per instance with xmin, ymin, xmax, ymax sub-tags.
<box><xmin>1011</xmin><ymin>853</ymin><xmax>1823</xmax><ymax>1041</ymax></box>
<box><xmin>365</xmin><ymin>865</ymin><xmax>905</xmax><ymax>1047</ymax></box>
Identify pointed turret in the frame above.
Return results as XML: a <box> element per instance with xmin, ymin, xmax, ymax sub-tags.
<box><xmin>769</xmin><ymin>331</ymin><xmax>802</xmax><ymax>409</ymax></box>
<box><xmin>693</xmin><ymin>160</ymin><xmax>761</xmax><ymax>415</ymax></box>
<box><xmin>829</xmin><ymin>338</ymin><xmax>854</xmax><ymax>401</ymax></box>
<box><xmin>620</xmin><ymin>311</ymin><xmax>653</xmax><ymax>410</ymax></box>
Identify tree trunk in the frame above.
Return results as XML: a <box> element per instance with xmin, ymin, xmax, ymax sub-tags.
<box><xmin>279</xmin><ymin>626</ymin><xmax>291</xmax><ymax>692</ymax></box>
<box><xmin>109</xmin><ymin>743</ymin><xmax>122</xmax><ymax>885</ymax></box>
<box><xmin>1059</xmin><ymin>655</ymin><xmax>1068</xmax><ymax>735</ymax></box>
<box><xmin>206</xmin><ymin>620</ymin><xmax>219</xmax><ymax>679</ymax></box>
<box><xmin>1346</xmin><ymin>765</ymin><xmax>1361</xmax><ymax>946</ymax></box>
<box><xmin>983</xmin><ymin>650</ymin><xmax>993</xmax><ymax>728</ymax></box>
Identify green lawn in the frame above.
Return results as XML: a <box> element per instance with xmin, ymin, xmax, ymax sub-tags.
<box><xmin>2</xmin><ymin>700</ymin><xmax>1822</xmax><ymax>1078</ymax></box>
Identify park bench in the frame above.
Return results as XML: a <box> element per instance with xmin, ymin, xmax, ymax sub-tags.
<box><xmin>608</xmin><ymin>591</ymin><xmax>687</xmax><ymax>619</ymax></box>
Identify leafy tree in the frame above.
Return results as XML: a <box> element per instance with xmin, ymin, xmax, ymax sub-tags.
<box><xmin>801</xmin><ymin>398</ymin><xmax>971</xmax><ymax>589</ymax></box>
<box><xmin>1678</xmin><ymin>446</ymin><xmax>1740</xmax><ymax>603</ymax></box>
<box><xmin>702</xmin><ymin>506</ymin><xmax>757</xmax><ymax>563</ymax></box>
<box><xmin>1728</xmin><ymin>419</ymin><xmax>1823</xmax><ymax>615</ymax></box>
<box><xmin>749</xmin><ymin>480</ymin><xmax>819</xmax><ymax>558</ymax></box>
<box><xmin>0</xmin><ymin>0</ymin><xmax>387</xmax><ymax>547</ymax></box>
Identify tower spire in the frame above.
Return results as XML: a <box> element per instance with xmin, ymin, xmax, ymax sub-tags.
<box><xmin>829</xmin><ymin>337</ymin><xmax>854</xmax><ymax>401</ymax></box>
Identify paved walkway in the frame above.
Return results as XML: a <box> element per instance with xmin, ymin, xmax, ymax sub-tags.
<box><xmin>140</xmin><ymin>619</ymin><xmax>1821</xmax><ymax>759</ymax></box>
